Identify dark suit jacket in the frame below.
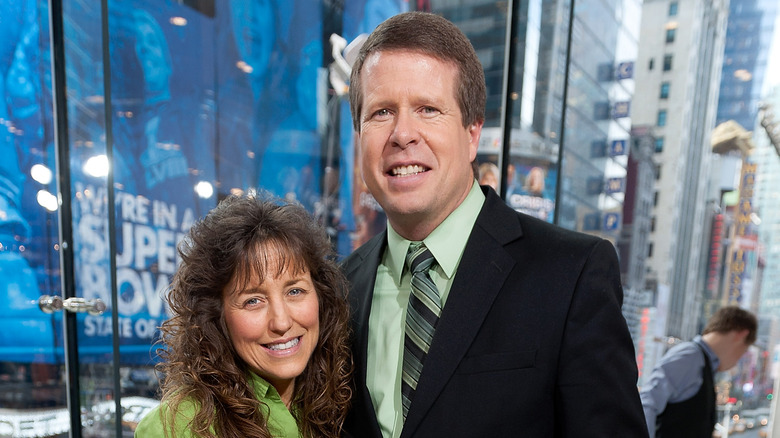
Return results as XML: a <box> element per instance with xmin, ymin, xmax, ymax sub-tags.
<box><xmin>341</xmin><ymin>186</ymin><xmax>648</xmax><ymax>437</ymax></box>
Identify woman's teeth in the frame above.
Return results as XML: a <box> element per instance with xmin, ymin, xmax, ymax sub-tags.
<box><xmin>266</xmin><ymin>337</ymin><xmax>299</xmax><ymax>351</ymax></box>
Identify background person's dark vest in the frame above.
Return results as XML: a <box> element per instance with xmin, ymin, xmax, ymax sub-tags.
<box><xmin>655</xmin><ymin>342</ymin><xmax>717</xmax><ymax>438</ymax></box>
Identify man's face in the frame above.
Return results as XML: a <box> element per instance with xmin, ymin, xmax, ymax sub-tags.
<box><xmin>356</xmin><ymin>50</ymin><xmax>482</xmax><ymax>239</ymax></box>
<box><xmin>719</xmin><ymin>330</ymin><xmax>751</xmax><ymax>371</ymax></box>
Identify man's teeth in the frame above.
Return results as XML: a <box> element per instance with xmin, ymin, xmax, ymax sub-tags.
<box><xmin>267</xmin><ymin>337</ymin><xmax>299</xmax><ymax>351</ymax></box>
<box><xmin>391</xmin><ymin>165</ymin><xmax>426</xmax><ymax>176</ymax></box>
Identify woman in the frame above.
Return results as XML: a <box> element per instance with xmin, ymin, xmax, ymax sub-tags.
<box><xmin>477</xmin><ymin>161</ymin><xmax>500</xmax><ymax>191</ymax></box>
<box><xmin>135</xmin><ymin>194</ymin><xmax>352</xmax><ymax>437</ymax></box>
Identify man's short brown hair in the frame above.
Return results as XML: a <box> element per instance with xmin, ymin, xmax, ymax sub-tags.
<box><xmin>349</xmin><ymin>11</ymin><xmax>486</xmax><ymax>132</ymax></box>
<box><xmin>702</xmin><ymin>306</ymin><xmax>758</xmax><ymax>345</ymax></box>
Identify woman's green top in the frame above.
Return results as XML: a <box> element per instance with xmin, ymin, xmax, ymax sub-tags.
<box><xmin>134</xmin><ymin>372</ymin><xmax>300</xmax><ymax>437</ymax></box>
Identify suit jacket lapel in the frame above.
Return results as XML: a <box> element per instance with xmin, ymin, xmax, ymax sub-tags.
<box><xmin>343</xmin><ymin>231</ymin><xmax>386</xmax><ymax>434</ymax></box>
<box><xmin>401</xmin><ymin>189</ymin><xmax>522</xmax><ymax>437</ymax></box>
<box><xmin>344</xmin><ymin>231</ymin><xmax>386</xmax><ymax>357</ymax></box>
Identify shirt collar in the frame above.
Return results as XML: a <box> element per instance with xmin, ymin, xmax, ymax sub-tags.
<box><xmin>694</xmin><ymin>335</ymin><xmax>721</xmax><ymax>371</ymax></box>
<box><xmin>386</xmin><ymin>182</ymin><xmax>485</xmax><ymax>284</ymax></box>
<box><xmin>248</xmin><ymin>371</ymin><xmax>274</xmax><ymax>399</ymax></box>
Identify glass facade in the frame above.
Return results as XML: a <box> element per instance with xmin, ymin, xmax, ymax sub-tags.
<box><xmin>557</xmin><ymin>0</ymin><xmax>640</xmax><ymax>239</ymax></box>
<box><xmin>0</xmin><ymin>0</ymin><xmax>640</xmax><ymax>435</ymax></box>
<box><xmin>716</xmin><ymin>0</ymin><xmax>779</xmax><ymax>131</ymax></box>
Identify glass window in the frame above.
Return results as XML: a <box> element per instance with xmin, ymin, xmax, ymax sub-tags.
<box><xmin>669</xmin><ymin>2</ymin><xmax>679</xmax><ymax>16</ymax></box>
<box><xmin>1</xmin><ymin>0</ymin><xmax>407</xmax><ymax>435</ymax></box>
<box><xmin>1</xmin><ymin>0</ymin><xmax>660</xmax><ymax>433</ymax></box>
<box><xmin>657</xmin><ymin>109</ymin><xmax>668</xmax><ymax>126</ymax></box>
<box><xmin>663</xmin><ymin>54</ymin><xmax>673</xmax><ymax>71</ymax></box>
<box><xmin>594</xmin><ymin>102</ymin><xmax>611</xmax><ymax>120</ymax></box>
<box><xmin>655</xmin><ymin>137</ymin><xmax>665</xmax><ymax>153</ymax></box>
<box><xmin>649</xmin><ymin>58</ymin><xmax>655</xmax><ymax>70</ymax></box>
<box><xmin>666</xmin><ymin>28</ymin><xmax>676</xmax><ymax>43</ymax></box>
<box><xmin>660</xmin><ymin>82</ymin><xmax>670</xmax><ymax>99</ymax></box>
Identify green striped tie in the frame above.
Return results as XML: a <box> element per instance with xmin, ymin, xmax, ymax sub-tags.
<box><xmin>401</xmin><ymin>243</ymin><xmax>441</xmax><ymax>419</ymax></box>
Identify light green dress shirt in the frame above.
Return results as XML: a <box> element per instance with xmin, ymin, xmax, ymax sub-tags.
<box><xmin>366</xmin><ymin>182</ymin><xmax>485</xmax><ymax>438</ymax></box>
<box><xmin>134</xmin><ymin>372</ymin><xmax>300</xmax><ymax>437</ymax></box>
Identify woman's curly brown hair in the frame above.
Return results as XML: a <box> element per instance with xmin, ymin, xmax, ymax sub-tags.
<box><xmin>155</xmin><ymin>194</ymin><xmax>352</xmax><ymax>437</ymax></box>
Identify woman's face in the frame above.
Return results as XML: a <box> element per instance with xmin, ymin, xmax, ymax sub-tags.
<box><xmin>223</xmin><ymin>251</ymin><xmax>320</xmax><ymax>405</ymax></box>
<box><xmin>479</xmin><ymin>170</ymin><xmax>498</xmax><ymax>190</ymax></box>
<box><xmin>527</xmin><ymin>167</ymin><xmax>545</xmax><ymax>193</ymax></box>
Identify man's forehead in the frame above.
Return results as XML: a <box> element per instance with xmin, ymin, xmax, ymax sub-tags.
<box><xmin>363</xmin><ymin>49</ymin><xmax>454</xmax><ymax>70</ymax></box>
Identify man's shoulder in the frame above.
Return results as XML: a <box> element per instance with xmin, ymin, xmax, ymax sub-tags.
<box><xmin>497</xmin><ymin>208</ymin><xmax>607</xmax><ymax>259</ymax></box>
<box><xmin>660</xmin><ymin>341</ymin><xmax>706</xmax><ymax>365</ymax></box>
<box><xmin>479</xmin><ymin>188</ymin><xmax>602</xmax><ymax>248</ymax></box>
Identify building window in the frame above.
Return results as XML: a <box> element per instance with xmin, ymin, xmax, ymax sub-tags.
<box><xmin>655</xmin><ymin>165</ymin><xmax>661</xmax><ymax>181</ymax></box>
<box><xmin>666</xmin><ymin>28</ymin><xmax>676</xmax><ymax>43</ymax></box>
<box><xmin>648</xmin><ymin>243</ymin><xmax>654</xmax><ymax>258</ymax></box>
<box><xmin>649</xmin><ymin>58</ymin><xmax>655</xmax><ymax>70</ymax></box>
<box><xmin>660</xmin><ymin>82</ymin><xmax>670</xmax><ymax>99</ymax></box>
<box><xmin>653</xmin><ymin>191</ymin><xmax>659</xmax><ymax>205</ymax></box>
<box><xmin>669</xmin><ymin>2</ymin><xmax>678</xmax><ymax>16</ymax></box>
<box><xmin>593</xmin><ymin>102</ymin><xmax>611</xmax><ymax>120</ymax></box>
<box><xmin>655</xmin><ymin>137</ymin><xmax>664</xmax><ymax>153</ymax></box>
<box><xmin>657</xmin><ymin>109</ymin><xmax>668</xmax><ymax>126</ymax></box>
<box><xmin>663</xmin><ymin>54</ymin><xmax>673</xmax><ymax>71</ymax></box>
<box><xmin>651</xmin><ymin>216</ymin><xmax>656</xmax><ymax>232</ymax></box>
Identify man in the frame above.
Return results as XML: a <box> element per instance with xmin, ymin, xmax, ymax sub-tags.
<box><xmin>341</xmin><ymin>11</ymin><xmax>648</xmax><ymax>437</ymax></box>
<box><xmin>641</xmin><ymin>306</ymin><xmax>758</xmax><ymax>437</ymax></box>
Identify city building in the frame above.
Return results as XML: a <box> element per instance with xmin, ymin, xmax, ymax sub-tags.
<box><xmin>717</xmin><ymin>0</ymin><xmax>779</xmax><ymax>133</ymax></box>
<box><xmin>633</xmin><ymin>0</ymin><xmax>729</xmax><ymax>343</ymax></box>
<box><xmin>618</xmin><ymin>125</ymin><xmax>656</xmax><ymax>357</ymax></box>
<box><xmin>755</xmin><ymin>86</ymin><xmax>780</xmax><ymax>334</ymax></box>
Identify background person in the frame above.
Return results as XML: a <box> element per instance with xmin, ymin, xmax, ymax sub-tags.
<box><xmin>522</xmin><ymin>165</ymin><xmax>546</xmax><ymax>196</ymax></box>
<box><xmin>341</xmin><ymin>11</ymin><xmax>647</xmax><ymax>437</ymax></box>
<box><xmin>640</xmin><ymin>305</ymin><xmax>757</xmax><ymax>438</ymax></box>
<box><xmin>477</xmin><ymin>161</ymin><xmax>499</xmax><ymax>191</ymax></box>
<box><xmin>135</xmin><ymin>195</ymin><xmax>352</xmax><ymax>438</ymax></box>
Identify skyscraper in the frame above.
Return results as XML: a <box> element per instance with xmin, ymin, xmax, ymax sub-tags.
<box><xmin>633</xmin><ymin>0</ymin><xmax>729</xmax><ymax>340</ymax></box>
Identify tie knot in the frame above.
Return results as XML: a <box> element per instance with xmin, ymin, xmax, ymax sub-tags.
<box><xmin>406</xmin><ymin>243</ymin><xmax>435</xmax><ymax>275</ymax></box>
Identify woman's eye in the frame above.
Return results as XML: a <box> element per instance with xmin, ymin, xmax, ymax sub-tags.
<box><xmin>243</xmin><ymin>297</ymin><xmax>261</xmax><ymax>307</ymax></box>
<box><xmin>288</xmin><ymin>288</ymin><xmax>304</xmax><ymax>297</ymax></box>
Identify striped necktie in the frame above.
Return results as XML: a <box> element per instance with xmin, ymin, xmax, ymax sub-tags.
<box><xmin>401</xmin><ymin>243</ymin><xmax>441</xmax><ymax>419</ymax></box>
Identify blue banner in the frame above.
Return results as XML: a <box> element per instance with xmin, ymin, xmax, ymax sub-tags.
<box><xmin>610</xmin><ymin>139</ymin><xmax>628</xmax><ymax>156</ymax></box>
<box><xmin>616</xmin><ymin>61</ymin><xmax>634</xmax><ymax>80</ymax></box>
<box><xmin>612</xmin><ymin>101</ymin><xmax>631</xmax><ymax>119</ymax></box>
<box><xmin>605</xmin><ymin>177</ymin><xmax>625</xmax><ymax>194</ymax></box>
<box><xmin>0</xmin><ymin>0</ymin><xmax>403</xmax><ymax>365</ymax></box>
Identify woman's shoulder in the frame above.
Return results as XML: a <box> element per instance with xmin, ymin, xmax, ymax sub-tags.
<box><xmin>134</xmin><ymin>398</ymin><xmax>201</xmax><ymax>438</ymax></box>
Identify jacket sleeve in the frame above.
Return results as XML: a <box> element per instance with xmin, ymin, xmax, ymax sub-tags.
<box><xmin>555</xmin><ymin>239</ymin><xmax>649</xmax><ymax>437</ymax></box>
<box><xmin>134</xmin><ymin>400</ymin><xmax>198</xmax><ymax>438</ymax></box>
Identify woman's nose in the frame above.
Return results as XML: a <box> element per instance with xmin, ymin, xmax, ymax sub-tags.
<box><xmin>268</xmin><ymin>301</ymin><xmax>293</xmax><ymax>334</ymax></box>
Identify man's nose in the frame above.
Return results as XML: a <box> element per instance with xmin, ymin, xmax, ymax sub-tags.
<box><xmin>390</xmin><ymin>111</ymin><xmax>420</xmax><ymax>149</ymax></box>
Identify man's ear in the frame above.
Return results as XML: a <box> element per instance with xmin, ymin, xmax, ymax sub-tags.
<box><xmin>467</xmin><ymin>121</ymin><xmax>483</xmax><ymax>161</ymax></box>
<box><xmin>735</xmin><ymin>328</ymin><xmax>750</xmax><ymax>343</ymax></box>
